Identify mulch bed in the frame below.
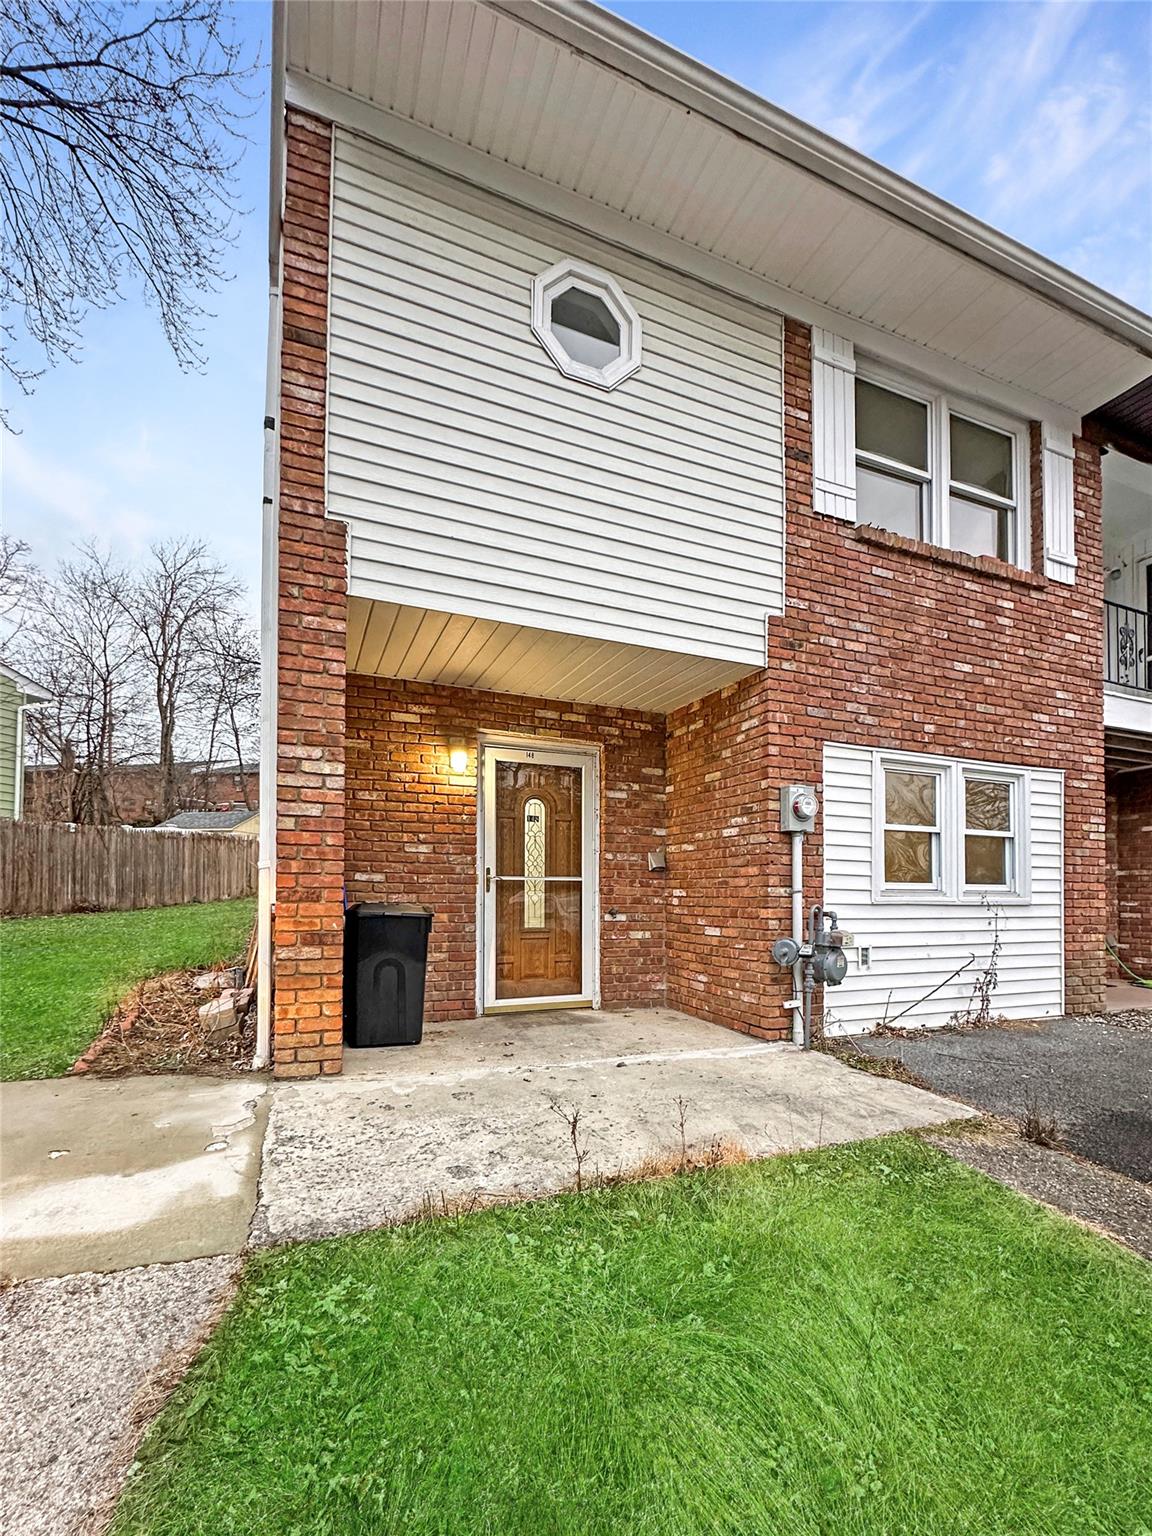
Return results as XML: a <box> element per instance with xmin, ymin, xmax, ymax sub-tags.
<box><xmin>73</xmin><ymin>968</ymin><xmax>259</xmax><ymax>1077</ymax></box>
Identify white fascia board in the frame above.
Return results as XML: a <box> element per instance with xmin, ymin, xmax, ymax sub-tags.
<box><xmin>497</xmin><ymin>0</ymin><xmax>1152</xmax><ymax>360</ymax></box>
<box><xmin>1105</xmin><ymin>686</ymin><xmax>1152</xmax><ymax>737</ymax></box>
<box><xmin>0</xmin><ymin>660</ymin><xmax>51</xmax><ymax>701</ymax></box>
<box><xmin>287</xmin><ymin>71</ymin><xmax>1086</xmax><ymax>432</ymax></box>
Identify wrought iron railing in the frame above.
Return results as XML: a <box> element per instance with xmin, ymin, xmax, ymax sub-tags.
<box><xmin>1105</xmin><ymin>600</ymin><xmax>1151</xmax><ymax>692</ymax></box>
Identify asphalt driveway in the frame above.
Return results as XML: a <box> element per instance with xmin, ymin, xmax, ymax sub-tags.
<box><xmin>848</xmin><ymin>1012</ymin><xmax>1152</xmax><ymax>1183</ymax></box>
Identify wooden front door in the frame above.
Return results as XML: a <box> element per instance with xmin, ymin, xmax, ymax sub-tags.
<box><xmin>481</xmin><ymin>746</ymin><xmax>594</xmax><ymax>1007</ymax></box>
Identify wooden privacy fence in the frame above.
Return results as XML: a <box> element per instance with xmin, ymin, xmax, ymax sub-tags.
<box><xmin>0</xmin><ymin>821</ymin><xmax>258</xmax><ymax>917</ymax></box>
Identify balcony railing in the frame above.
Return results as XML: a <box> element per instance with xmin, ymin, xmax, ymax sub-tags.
<box><xmin>1105</xmin><ymin>601</ymin><xmax>1151</xmax><ymax>693</ymax></box>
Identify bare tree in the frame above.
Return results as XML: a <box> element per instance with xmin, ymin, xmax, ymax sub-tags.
<box><xmin>114</xmin><ymin>538</ymin><xmax>243</xmax><ymax>820</ymax></box>
<box><xmin>18</xmin><ymin>544</ymin><xmax>143</xmax><ymax>823</ymax></box>
<box><xmin>0</xmin><ymin>0</ymin><xmax>256</xmax><ymax>401</ymax></box>
<box><xmin>195</xmin><ymin>609</ymin><xmax>259</xmax><ymax>807</ymax></box>
<box><xmin>0</xmin><ymin>533</ymin><xmax>34</xmax><ymax>648</ymax></box>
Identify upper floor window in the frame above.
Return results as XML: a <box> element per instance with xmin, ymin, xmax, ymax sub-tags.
<box><xmin>531</xmin><ymin>260</ymin><xmax>642</xmax><ymax>390</ymax></box>
<box><xmin>856</xmin><ymin>368</ymin><xmax>1029</xmax><ymax>566</ymax></box>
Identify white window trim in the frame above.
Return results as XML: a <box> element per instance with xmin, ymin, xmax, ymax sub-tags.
<box><xmin>857</xmin><ymin>361</ymin><xmax>1032</xmax><ymax>570</ymax></box>
<box><xmin>530</xmin><ymin>259</ymin><xmax>642</xmax><ymax>390</ymax></box>
<box><xmin>872</xmin><ymin>751</ymin><xmax>1032</xmax><ymax>904</ymax></box>
<box><xmin>961</xmin><ymin>766</ymin><xmax>1027</xmax><ymax>898</ymax></box>
<box><xmin>879</xmin><ymin>760</ymin><xmax>945</xmax><ymax>895</ymax></box>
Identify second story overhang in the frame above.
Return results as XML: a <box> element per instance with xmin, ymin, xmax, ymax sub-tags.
<box><xmin>279</xmin><ymin>0</ymin><xmax>1152</xmax><ymax>429</ymax></box>
<box><xmin>1091</xmin><ymin>378</ymin><xmax>1152</xmax><ymax>761</ymax></box>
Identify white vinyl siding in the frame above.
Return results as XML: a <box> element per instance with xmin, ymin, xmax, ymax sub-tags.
<box><xmin>327</xmin><ymin>132</ymin><xmax>785</xmax><ymax>666</ymax></box>
<box><xmin>822</xmin><ymin>743</ymin><xmax>1064</xmax><ymax>1035</ymax></box>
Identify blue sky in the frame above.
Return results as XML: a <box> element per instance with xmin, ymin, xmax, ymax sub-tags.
<box><xmin>4</xmin><ymin>0</ymin><xmax>1150</xmax><ymax>612</ymax></box>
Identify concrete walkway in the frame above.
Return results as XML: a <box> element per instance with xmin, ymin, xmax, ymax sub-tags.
<box><xmin>254</xmin><ymin>1008</ymin><xmax>974</xmax><ymax>1245</ymax></box>
<box><xmin>0</xmin><ymin>1257</ymin><xmax>238</xmax><ymax>1536</ymax></box>
<box><xmin>0</xmin><ymin>1076</ymin><xmax>269</xmax><ymax>1281</ymax></box>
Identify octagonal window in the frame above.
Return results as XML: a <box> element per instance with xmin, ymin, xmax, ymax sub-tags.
<box><xmin>550</xmin><ymin>287</ymin><xmax>621</xmax><ymax>369</ymax></box>
<box><xmin>531</xmin><ymin>260</ymin><xmax>642</xmax><ymax>390</ymax></box>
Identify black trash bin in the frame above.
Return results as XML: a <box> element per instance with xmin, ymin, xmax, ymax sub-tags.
<box><xmin>344</xmin><ymin>902</ymin><xmax>434</xmax><ymax>1047</ymax></box>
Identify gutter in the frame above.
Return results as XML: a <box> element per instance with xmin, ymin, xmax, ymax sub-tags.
<box><xmin>494</xmin><ymin>0</ymin><xmax>1152</xmax><ymax>358</ymax></box>
<box><xmin>255</xmin><ymin>0</ymin><xmax>287</xmax><ymax>1071</ymax></box>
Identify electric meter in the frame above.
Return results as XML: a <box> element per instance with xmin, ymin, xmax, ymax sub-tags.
<box><xmin>780</xmin><ymin>784</ymin><xmax>818</xmax><ymax>832</ymax></box>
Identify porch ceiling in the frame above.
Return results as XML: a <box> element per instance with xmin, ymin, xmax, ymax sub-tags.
<box><xmin>347</xmin><ymin>596</ymin><xmax>754</xmax><ymax>713</ymax></box>
<box><xmin>283</xmin><ymin>0</ymin><xmax>1152</xmax><ymax>416</ymax></box>
<box><xmin>1107</xmin><ymin>729</ymin><xmax>1152</xmax><ymax>774</ymax></box>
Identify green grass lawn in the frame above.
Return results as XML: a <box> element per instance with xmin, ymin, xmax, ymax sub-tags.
<box><xmin>1</xmin><ymin>899</ymin><xmax>256</xmax><ymax>1079</ymax></box>
<box><xmin>111</xmin><ymin>1138</ymin><xmax>1152</xmax><ymax>1536</ymax></box>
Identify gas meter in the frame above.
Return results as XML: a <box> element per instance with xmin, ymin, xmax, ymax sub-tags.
<box><xmin>809</xmin><ymin>907</ymin><xmax>848</xmax><ymax>985</ymax></box>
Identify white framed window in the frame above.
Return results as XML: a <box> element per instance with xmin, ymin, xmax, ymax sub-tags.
<box><xmin>873</xmin><ymin>752</ymin><xmax>1030</xmax><ymax>902</ymax></box>
<box><xmin>962</xmin><ymin>773</ymin><xmax>1016</xmax><ymax>890</ymax></box>
<box><xmin>855</xmin><ymin>364</ymin><xmax>1030</xmax><ymax>567</ymax></box>
<box><xmin>531</xmin><ymin>260</ymin><xmax>642</xmax><ymax>390</ymax></box>
<box><xmin>882</xmin><ymin>765</ymin><xmax>943</xmax><ymax>890</ymax></box>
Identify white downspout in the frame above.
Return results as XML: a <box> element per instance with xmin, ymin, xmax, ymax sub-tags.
<box><xmin>789</xmin><ymin>831</ymin><xmax>805</xmax><ymax>1046</ymax></box>
<box><xmin>255</xmin><ymin>4</ymin><xmax>287</xmax><ymax>1071</ymax></box>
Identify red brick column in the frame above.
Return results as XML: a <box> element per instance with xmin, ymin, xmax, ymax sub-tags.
<box><xmin>273</xmin><ymin>111</ymin><xmax>347</xmax><ymax>1078</ymax></box>
<box><xmin>1063</xmin><ymin>435</ymin><xmax>1107</xmax><ymax>1013</ymax></box>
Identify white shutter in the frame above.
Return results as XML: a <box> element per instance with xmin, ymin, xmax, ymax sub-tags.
<box><xmin>1041</xmin><ymin>424</ymin><xmax>1077</xmax><ymax>584</ymax></box>
<box><xmin>812</xmin><ymin>329</ymin><xmax>856</xmax><ymax>522</ymax></box>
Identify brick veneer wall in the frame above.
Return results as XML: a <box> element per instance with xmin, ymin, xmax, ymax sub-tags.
<box><xmin>665</xmin><ymin>318</ymin><xmax>1107</xmax><ymax>1037</ymax></box>
<box><xmin>345</xmin><ymin>675</ymin><xmax>668</xmax><ymax>1018</ymax></box>
<box><xmin>1112</xmin><ymin>768</ymin><xmax>1152</xmax><ymax>979</ymax></box>
<box><xmin>273</xmin><ymin>111</ymin><xmax>348</xmax><ymax>1078</ymax></box>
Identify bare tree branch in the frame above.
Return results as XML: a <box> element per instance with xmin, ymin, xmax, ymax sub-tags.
<box><xmin>0</xmin><ymin>0</ymin><xmax>258</xmax><ymax>408</ymax></box>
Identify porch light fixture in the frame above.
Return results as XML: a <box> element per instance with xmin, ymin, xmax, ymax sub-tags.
<box><xmin>447</xmin><ymin>736</ymin><xmax>469</xmax><ymax>774</ymax></box>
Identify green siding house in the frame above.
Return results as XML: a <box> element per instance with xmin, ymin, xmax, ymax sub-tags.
<box><xmin>0</xmin><ymin>663</ymin><xmax>50</xmax><ymax>820</ymax></box>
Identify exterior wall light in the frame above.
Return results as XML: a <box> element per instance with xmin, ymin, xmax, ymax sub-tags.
<box><xmin>448</xmin><ymin>737</ymin><xmax>469</xmax><ymax>775</ymax></box>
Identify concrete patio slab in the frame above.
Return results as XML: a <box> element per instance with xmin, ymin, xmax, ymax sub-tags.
<box><xmin>1104</xmin><ymin>980</ymin><xmax>1152</xmax><ymax>1014</ymax></box>
<box><xmin>254</xmin><ymin>1008</ymin><xmax>974</xmax><ymax>1246</ymax></box>
<box><xmin>0</xmin><ymin>1076</ymin><xmax>269</xmax><ymax>1280</ymax></box>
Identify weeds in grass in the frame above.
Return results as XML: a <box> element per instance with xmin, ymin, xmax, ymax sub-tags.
<box><xmin>595</xmin><ymin>1135</ymin><xmax>751</xmax><ymax>1190</ymax></box>
<box><xmin>819</xmin><ymin>1036</ymin><xmax>932</xmax><ymax>1090</ymax></box>
<box><xmin>549</xmin><ymin>1100</ymin><xmax>589</xmax><ymax>1191</ymax></box>
<box><xmin>1019</xmin><ymin>1100</ymin><xmax>1063</xmax><ymax>1149</ymax></box>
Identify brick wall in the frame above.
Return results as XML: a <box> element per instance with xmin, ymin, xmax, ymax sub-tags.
<box><xmin>1112</xmin><ymin>768</ymin><xmax>1152</xmax><ymax>979</ymax></box>
<box><xmin>666</xmin><ymin>318</ymin><xmax>1107</xmax><ymax>1037</ymax></box>
<box><xmin>273</xmin><ymin>112</ymin><xmax>348</xmax><ymax>1078</ymax></box>
<box><xmin>345</xmin><ymin>675</ymin><xmax>667</xmax><ymax>1018</ymax></box>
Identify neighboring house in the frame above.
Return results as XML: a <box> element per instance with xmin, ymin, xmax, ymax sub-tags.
<box><xmin>155</xmin><ymin>807</ymin><xmax>260</xmax><ymax>836</ymax></box>
<box><xmin>25</xmin><ymin>759</ymin><xmax>259</xmax><ymax>826</ymax></box>
<box><xmin>0</xmin><ymin>662</ymin><xmax>50</xmax><ymax>821</ymax></box>
<box><xmin>1086</xmin><ymin>378</ymin><xmax>1152</xmax><ymax>985</ymax></box>
<box><xmin>260</xmin><ymin>0</ymin><xmax>1152</xmax><ymax>1078</ymax></box>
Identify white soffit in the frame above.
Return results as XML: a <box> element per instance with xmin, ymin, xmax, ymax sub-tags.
<box><xmin>282</xmin><ymin>0</ymin><xmax>1152</xmax><ymax>418</ymax></box>
<box><xmin>347</xmin><ymin>597</ymin><xmax>756</xmax><ymax>714</ymax></box>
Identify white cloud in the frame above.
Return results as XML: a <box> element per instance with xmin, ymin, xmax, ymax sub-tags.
<box><xmin>2</xmin><ymin>434</ymin><xmax>161</xmax><ymax>566</ymax></box>
<box><xmin>754</xmin><ymin>0</ymin><xmax>1152</xmax><ymax>310</ymax></box>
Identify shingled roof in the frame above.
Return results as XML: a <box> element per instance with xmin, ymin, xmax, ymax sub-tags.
<box><xmin>155</xmin><ymin>807</ymin><xmax>257</xmax><ymax>831</ymax></box>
